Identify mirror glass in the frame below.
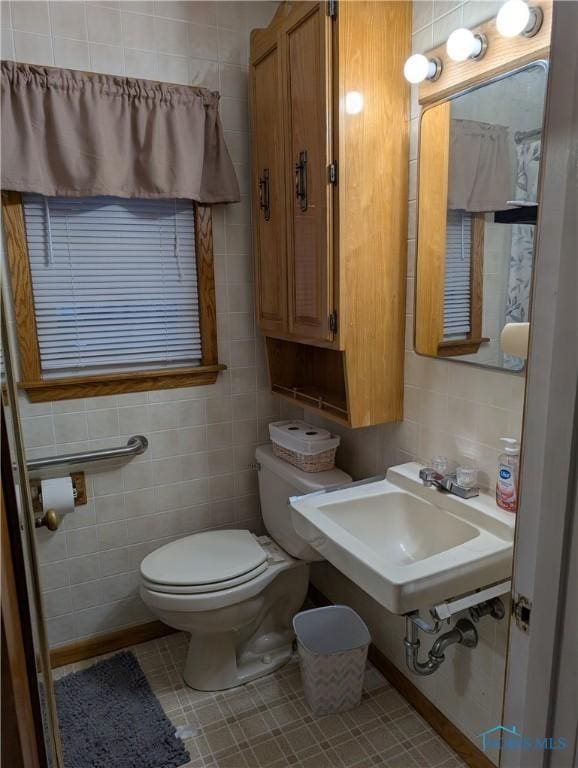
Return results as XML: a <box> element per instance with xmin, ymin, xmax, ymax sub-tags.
<box><xmin>415</xmin><ymin>62</ymin><xmax>548</xmax><ymax>371</ymax></box>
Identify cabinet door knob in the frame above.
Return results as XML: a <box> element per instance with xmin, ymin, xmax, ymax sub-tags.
<box><xmin>258</xmin><ymin>168</ymin><xmax>270</xmax><ymax>221</ymax></box>
<box><xmin>294</xmin><ymin>150</ymin><xmax>308</xmax><ymax>212</ymax></box>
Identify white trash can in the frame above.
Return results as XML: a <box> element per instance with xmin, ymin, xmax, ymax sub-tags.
<box><xmin>293</xmin><ymin>605</ymin><xmax>371</xmax><ymax>717</ymax></box>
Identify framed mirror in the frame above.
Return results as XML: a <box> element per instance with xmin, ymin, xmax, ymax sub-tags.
<box><xmin>414</xmin><ymin>61</ymin><xmax>548</xmax><ymax>371</ymax></box>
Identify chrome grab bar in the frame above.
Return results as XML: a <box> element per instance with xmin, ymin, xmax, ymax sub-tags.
<box><xmin>26</xmin><ymin>435</ymin><xmax>148</xmax><ymax>473</ymax></box>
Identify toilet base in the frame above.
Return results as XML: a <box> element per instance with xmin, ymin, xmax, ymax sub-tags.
<box><xmin>183</xmin><ymin>632</ymin><xmax>294</xmax><ymax>691</ymax></box>
<box><xmin>180</xmin><ymin>563</ymin><xmax>309</xmax><ymax>690</ymax></box>
<box><xmin>141</xmin><ymin>550</ymin><xmax>310</xmax><ymax>692</ymax></box>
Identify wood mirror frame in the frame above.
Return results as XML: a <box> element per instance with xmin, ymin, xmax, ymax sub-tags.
<box><xmin>414</xmin><ymin>1</ymin><xmax>551</xmax><ymax>359</ymax></box>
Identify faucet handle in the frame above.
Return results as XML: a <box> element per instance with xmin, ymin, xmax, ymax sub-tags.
<box><xmin>445</xmin><ymin>476</ymin><xmax>480</xmax><ymax>498</ymax></box>
<box><xmin>419</xmin><ymin>467</ymin><xmax>480</xmax><ymax>498</ymax></box>
<box><xmin>419</xmin><ymin>468</ymin><xmax>443</xmax><ymax>486</ymax></box>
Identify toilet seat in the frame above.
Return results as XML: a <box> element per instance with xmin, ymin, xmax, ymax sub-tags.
<box><xmin>141</xmin><ymin>534</ymin><xmax>304</xmax><ymax>614</ymax></box>
<box><xmin>141</xmin><ymin>560</ymin><xmax>270</xmax><ymax>595</ymax></box>
<box><xmin>140</xmin><ymin>529</ymin><xmax>270</xmax><ymax>595</ymax></box>
<box><xmin>141</xmin><ymin>549</ymin><xmax>305</xmax><ymax>614</ymax></box>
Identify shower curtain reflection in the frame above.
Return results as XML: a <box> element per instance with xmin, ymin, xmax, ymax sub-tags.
<box><xmin>504</xmin><ymin>131</ymin><xmax>542</xmax><ymax>370</ymax></box>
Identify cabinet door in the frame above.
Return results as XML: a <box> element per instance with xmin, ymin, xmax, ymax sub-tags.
<box><xmin>283</xmin><ymin>3</ymin><xmax>334</xmax><ymax>343</ymax></box>
<box><xmin>250</xmin><ymin>41</ymin><xmax>287</xmax><ymax>335</ymax></box>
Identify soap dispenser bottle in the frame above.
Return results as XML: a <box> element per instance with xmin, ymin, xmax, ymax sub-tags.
<box><xmin>496</xmin><ymin>438</ymin><xmax>520</xmax><ymax>513</ymax></box>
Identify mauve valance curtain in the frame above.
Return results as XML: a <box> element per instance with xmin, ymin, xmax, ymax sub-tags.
<box><xmin>448</xmin><ymin>119</ymin><xmax>512</xmax><ymax>212</ymax></box>
<box><xmin>0</xmin><ymin>61</ymin><xmax>240</xmax><ymax>203</ymax></box>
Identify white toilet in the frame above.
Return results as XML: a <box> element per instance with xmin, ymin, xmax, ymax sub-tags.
<box><xmin>140</xmin><ymin>444</ymin><xmax>351</xmax><ymax>691</ymax></box>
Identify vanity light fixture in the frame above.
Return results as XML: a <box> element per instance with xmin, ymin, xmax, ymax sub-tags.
<box><xmin>403</xmin><ymin>54</ymin><xmax>442</xmax><ymax>84</ymax></box>
<box><xmin>496</xmin><ymin>0</ymin><xmax>543</xmax><ymax>37</ymax></box>
<box><xmin>446</xmin><ymin>28</ymin><xmax>488</xmax><ymax>62</ymax></box>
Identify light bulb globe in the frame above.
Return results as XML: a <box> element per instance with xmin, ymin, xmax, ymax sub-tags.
<box><xmin>496</xmin><ymin>0</ymin><xmax>531</xmax><ymax>37</ymax></box>
<box><xmin>403</xmin><ymin>54</ymin><xmax>430</xmax><ymax>84</ymax></box>
<box><xmin>446</xmin><ymin>28</ymin><xmax>478</xmax><ymax>61</ymax></box>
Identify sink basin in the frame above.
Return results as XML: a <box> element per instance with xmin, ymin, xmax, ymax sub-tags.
<box><xmin>290</xmin><ymin>462</ymin><xmax>514</xmax><ymax>614</ymax></box>
<box><xmin>320</xmin><ymin>491</ymin><xmax>480</xmax><ymax>566</ymax></box>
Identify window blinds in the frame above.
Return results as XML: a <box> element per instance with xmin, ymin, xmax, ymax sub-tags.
<box><xmin>443</xmin><ymin>209</ymin><xmax>472</xmax><ymax>339</ymax></box>
<box><xmin>23</xmin><ymin>195</ymin><xmax>202</xmax><ymax>376</ymax></box>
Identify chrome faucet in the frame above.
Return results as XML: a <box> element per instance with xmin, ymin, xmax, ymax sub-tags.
<box><xmin>419</xmin><ymin>468</ymin><xmax>479</xmax><ymax>499</ymax></box>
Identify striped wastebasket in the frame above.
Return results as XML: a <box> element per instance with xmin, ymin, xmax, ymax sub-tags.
<box><xmin>293</xmin><ymin>605</ymin><xmax>371</xmax><ymax>717</ymax></box>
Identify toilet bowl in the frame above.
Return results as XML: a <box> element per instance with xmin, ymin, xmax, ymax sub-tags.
<box><xmin>140</xmin><ymin>444</ymin><xmax>351</xmax><ymax>691</ymax></box>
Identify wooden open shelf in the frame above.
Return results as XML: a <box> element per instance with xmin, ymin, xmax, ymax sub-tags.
<box><xmin>266</xmin><ymin>338</ymin><xmax>350</xmax><ymax>426</ymax></box>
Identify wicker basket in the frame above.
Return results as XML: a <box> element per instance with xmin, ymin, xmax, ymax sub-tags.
<box><xmin>272</xmin><ymin>442</ymin><xmax>337</xmax><ymax>473</ymax></box>
<box><xmin>269</xmin><ymin>420</ymin><xmax>340</xmax><ymax>473</ymax></box>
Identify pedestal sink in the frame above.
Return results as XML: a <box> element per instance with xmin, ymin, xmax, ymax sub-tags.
<box><xmin>290</xmin><ymin>462</ymin><xmax>514</xmax><ymax>614</ymax></box>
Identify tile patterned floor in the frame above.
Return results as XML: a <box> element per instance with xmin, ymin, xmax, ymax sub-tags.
<box><xmin>54</xmin><ymin>632</ymin><xmax>467</xmax><ymax>768</ymax></box>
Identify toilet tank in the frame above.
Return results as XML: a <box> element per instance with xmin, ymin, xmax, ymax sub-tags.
<box><xmin>255</xmin><ymin>444</ymin><xmax>351</xmax><ymax>560</ymax></box>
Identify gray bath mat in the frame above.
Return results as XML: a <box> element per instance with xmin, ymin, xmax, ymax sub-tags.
<box><xmin>54</xmin><ymin>651</ymin><xmax>189</xmax><ymax>768</ymax></box>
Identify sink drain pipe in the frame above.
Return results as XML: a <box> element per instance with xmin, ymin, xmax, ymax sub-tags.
<box><xmin>404</xmin><ymin>596</ymin><xmax>506</xmax><ymax>676</ymax></box>
<box><xmin>404</xmin><ymin>615</ymin><xmax>478</xmax><ymax>676</ymax></box>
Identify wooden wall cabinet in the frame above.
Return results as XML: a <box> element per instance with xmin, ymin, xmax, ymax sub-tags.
<box><xmin>250</xmin><ymin>1</ymin><xmax>411</xmax><ymax>428</ymax></box>
<box><xmin>250</xmin><ymin>33</ymin><xmax>287</xmax><ymax>335</ymax></box>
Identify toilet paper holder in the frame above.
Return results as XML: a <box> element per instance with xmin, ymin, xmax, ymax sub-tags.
<box><xmin>30</xmin><ymin>472</ymin><xmax>87</xmax><ymax>516</ymax></box>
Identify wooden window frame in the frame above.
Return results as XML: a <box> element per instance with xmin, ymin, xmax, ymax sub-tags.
<box><xmin>2</xmin><ymin>191</ymin><xmax>225</xmax><ymax>403</ymax></box>
<box><xmin>437</xmin><ymin>212</ymin><xmax>489</xmax><ymax>357</ymax></box>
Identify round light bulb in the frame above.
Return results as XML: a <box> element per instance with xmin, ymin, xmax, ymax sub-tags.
<box><xmin>496</xmin><ymin>0</ymin><xmax>531</xmax><ymax>37</ymax></box>
<box><xmin>446</xmin><ymin>28</ymin><xmax>483</xmax><ymax>61</ymax></box>
<box><xmin>403</xmin><ymin>54</ymin><xmax>433</xmax><ymax>84</ymax></box>
<box><xmin>345</xmin><ymin>90</ymin><xmax>364</xmax><ymax>115</ymax></box>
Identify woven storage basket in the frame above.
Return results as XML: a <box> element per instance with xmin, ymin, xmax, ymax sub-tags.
<box><xmin>269</xmin><ymin>421</ymin><xmax>340</xmax><ymax>473</ymax></box>
<box><xmin>271</xmin><ymin>443</ymin><xmax>337</xmax><ymax>472</ymax></box>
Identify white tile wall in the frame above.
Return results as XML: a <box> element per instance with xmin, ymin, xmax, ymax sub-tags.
<box><xmin>305</xmin><ymin>2</ymin><xmax>522</xmax><ymax>763</ymax></box>
<box><xmin>2</xmin><ymin>0</ymin><xmax>279</xmax><ymax>647</ymax></box>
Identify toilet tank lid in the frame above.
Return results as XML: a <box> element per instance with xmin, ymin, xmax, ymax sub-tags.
<box><xmin>255</xmin><ymin>444</ymin><xmax>351</xmax><ymax>493</ymax></box>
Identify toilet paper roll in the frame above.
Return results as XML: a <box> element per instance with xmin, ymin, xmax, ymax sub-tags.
<box><xmin>40</xmin><ymin>476</ymin><xmax>75</xmax><ymax>516</ymax></box>
<box><xmin>500</xmin><ymin>322</ymin><xmax>530</xmax><ymax>359</ymax></box>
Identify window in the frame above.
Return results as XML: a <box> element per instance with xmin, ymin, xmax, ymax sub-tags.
<box><xmin>2</xmin><ymin>191</ymin><xmax>223</xmax><ymax>402</ymax></box>
<box><xmin>24</xmin><ymin>195</ymin><xmax>203</xmax><ymax>374</ymax></box>
<box><xmin>437</xmin><ymin>210</ymin><xmax>487</xmax><ymax>357</ymax></box>
<box><xmin>443</xmin><ymin>210</ymin><xmax>473</xmax><ymax>339</ymax></box>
